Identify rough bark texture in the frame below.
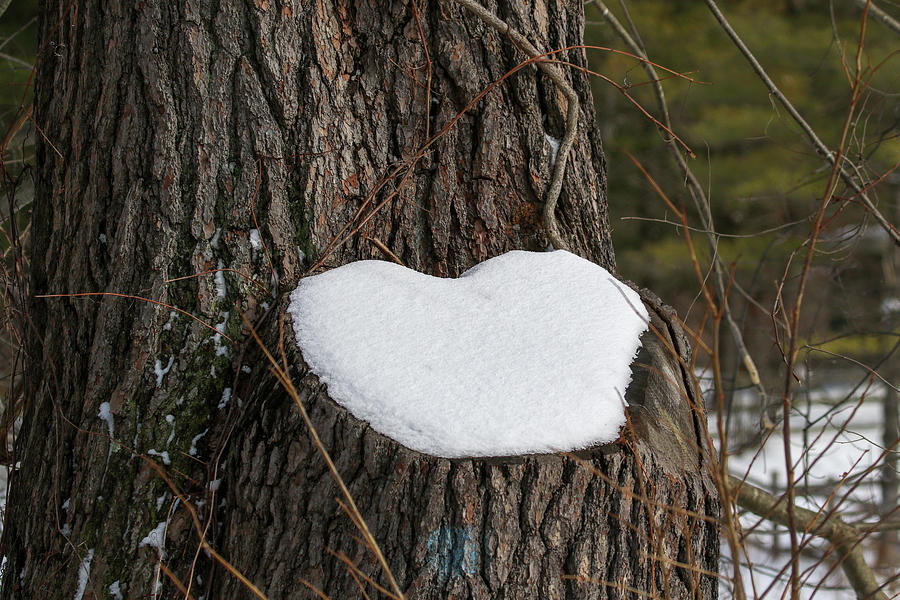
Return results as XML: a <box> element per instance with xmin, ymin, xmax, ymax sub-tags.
<box><xmin>221</xmin><ymin>293</ymin><xmax>719</xmax><ymax>599</ymax></box>
<box><xmin>1</xmin><ymin>1</ymin><xmax>718</xmax><ymax>598</ymax></box>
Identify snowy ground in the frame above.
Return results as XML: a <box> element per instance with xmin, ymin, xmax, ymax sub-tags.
<box><xmin>708</xmin><ymin>376</ymin><xmax>899</xmax><ymax>599</ymax></box>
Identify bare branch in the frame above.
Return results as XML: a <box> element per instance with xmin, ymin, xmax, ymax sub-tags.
<box><xmin>852</xmin><ymin>0</ymin><xmax>900</xmax><ymax>36</ymax></box>
<box><xmin>591</xmin><ymin>0</ymin><xmax>770</xmax><ymax>428</ymax></box>
<box><xmin>702</xmin><ymin>0</ymin><xmax>900</xmax><ymax>247</ymax></box>
<box><xmin>728</xmin><ymin>475</ymin><xmax>889</xmax><ymax>600</ymax></box>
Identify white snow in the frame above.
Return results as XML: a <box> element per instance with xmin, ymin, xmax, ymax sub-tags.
<box><xmin>215</xmin><ymin>260</ymin><xmax>227</xmax><ymax>299</ymax></box>
<box><xmin>139</xmin><ymin>521</ymin><xmax>167</xmax><ymax>557</ymax></box>
<box><xmin>212</xmin><ymin>312</ymin><xmax>230</xmax><ymax>357</ymax></box>
<box><xmin>74</xmin><ymin>548</ymin><xmax>93</xmax><ymax>600</ymax></box>
<box><xmin>162</xmin><ymin>310</ymin><xmax>176</xmax><ymax>331</ymax></box>
<box><xmin>189</xmin><ymin>429</ymin><xmax>208</xmax><ymax>456</ymax></box>
<box><xmin>545</xmin><ymin>133</ymin><xmax>561</xmax><ymax>167</ymax></box>
<box><xmin>146</xmin><ymin>449</ymin><xmax>171</xmax><ymax>465</ymax></box>
<box><xmin>217</xmin><ymin>387</ymin><xmax>232</xmax><ymax>409</ymax></box>
<box><xmin>289</xmin><ymin>250</ymin><xmax>648</xmax><ymax>458</ymax></box>
<box><xmin>165</xmin><ymin>414</ymin><xmax>175</xmax><ymax>447</ymax></box>
<box><xmin>97</xmin><ymin>402</ymin><xmax>114</xmax><ymax>438</ymax></box>
<box><xmin>705</xmin><ymin>373</ymin><xmax>895</xmax><ymax>599</ymax></box>
<box><xmin>154</xmin><ymin>356</ymin><xmax>174</xmax><ymax>387</ymax></box>
<box><xmin>249</xmin><ymin>228</ymin><xmax>262</xmax><ymax>250</ymax></box>
<box><xmin>108</xmin><ymin>581</ymin><xmax>123</xmax><ymax>600</ymax></box>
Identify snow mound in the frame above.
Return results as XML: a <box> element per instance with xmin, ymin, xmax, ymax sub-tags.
<box><xmin>288</xmin><ymin>250</ymin><xmax>649</xmax><ymax>458</ymax></box>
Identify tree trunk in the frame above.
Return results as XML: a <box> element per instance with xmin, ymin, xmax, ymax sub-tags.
<box><xmin>1</xmin><ymin>1</ymin><xmax>718</xmax><ymax>599</ymax></box>
<box><xmin>877</xmin><ymin>188</ymin><xmax>899</xmax><ymax>569</ymax></box>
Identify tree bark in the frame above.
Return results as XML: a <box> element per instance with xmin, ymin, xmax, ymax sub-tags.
<box><xmin>877</xmin><ymin>189</ymin><xmax>899</xmax><ymax>568</ymax></box>
<box><xmin>1</xmin><ymin>1</ymin><xmax>718</xmax><ymax>598</ymax></box>
<box><xmin>219</xmin><ymin>291</ymin><xmax>719</xmax><ymax>599</ymax></box>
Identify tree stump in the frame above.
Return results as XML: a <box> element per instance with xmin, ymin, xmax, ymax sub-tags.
<box><xmin>220</xmin><ymin>291</ymin><xmax>719</xmax><ymax>599</ymax></box>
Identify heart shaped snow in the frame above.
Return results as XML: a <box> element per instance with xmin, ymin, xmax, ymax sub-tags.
<box><xmin>288</xmin><ymin>250</ymin><xmax>649</xmax><ymax>458</ymax></box>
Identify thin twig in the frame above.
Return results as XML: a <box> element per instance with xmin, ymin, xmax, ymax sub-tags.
<box><xmin>367</xmin><ymin>237</ymin><xmax>404</xmax><ymax>265</ymax></box>
<box><xmin>34</xmin><ymin>292</ymin><xmax>234</xmax><ymax>343</ymax></box>
<box><xmin>243</xmin><ymin>315</ymin><xmax>405</xmax><ymax>599</ymax></box>
<box><xmin>729</xmin><ymin>475</ymin><xmax>888</xmax><ymax>600</ymax></box>
<box><xmin>852</xmin><ymin>0</ymin><xmax>900</xmax><ymax>35</ymax></box>
<box><xmin>0</xmin><ymin>52</ymin><xmax>32</xmax><ymax>70</ymax></box>
<box><xmin>592</xmin><ymin>0</ymin><xmax>770</xmax><ymax>434</ymax></box>
<box><xmin>0</xmin><ymin>17</ymin><xmax>36</xmax><ymax>53</ymax></box>
<box><xmin>0</xmin><ymin>104</ymin><xmax>32</xmax><ymax>160</ymax></box>
<box><xmin>306</xmin><ymin>43</ymin><xmax>699</xmax><ymax>273</ymax></box>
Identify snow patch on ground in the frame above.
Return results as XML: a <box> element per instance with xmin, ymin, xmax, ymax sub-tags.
<box><xmin>289</xmin><ymin>250</ymin><xmax>648</xmax><ymax>458</ymax></box>
<box><xmin>709</xmin><ymin>376</ymin><xmax>894</xmax><ymax>599</ymax></box>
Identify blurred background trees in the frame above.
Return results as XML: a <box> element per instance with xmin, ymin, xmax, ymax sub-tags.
<box><xmin>587</xmin><ymin>1</ymin><xmax>898</xmax><ymax>382</ymax></box>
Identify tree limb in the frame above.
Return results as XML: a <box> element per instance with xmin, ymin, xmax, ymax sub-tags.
<box><xmin>728</xmin><ymin>475</ymin><xmax>888</xmax><ymax>600</ymax></box>
<box><xmin>852</xmin><ymin>0</ymin><xmax>900</xmax><ymax>36</ymax></box>
<box><xmin>590</xmin><ymin>0</ymin><xmax>770</xmax><ymax>428</ymax></box>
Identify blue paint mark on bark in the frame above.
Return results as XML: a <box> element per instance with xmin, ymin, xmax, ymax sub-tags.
<box><xmin>425</xmin><ymin>525</ymin><xmax>479</xmax><ymax>581</ymax></box>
